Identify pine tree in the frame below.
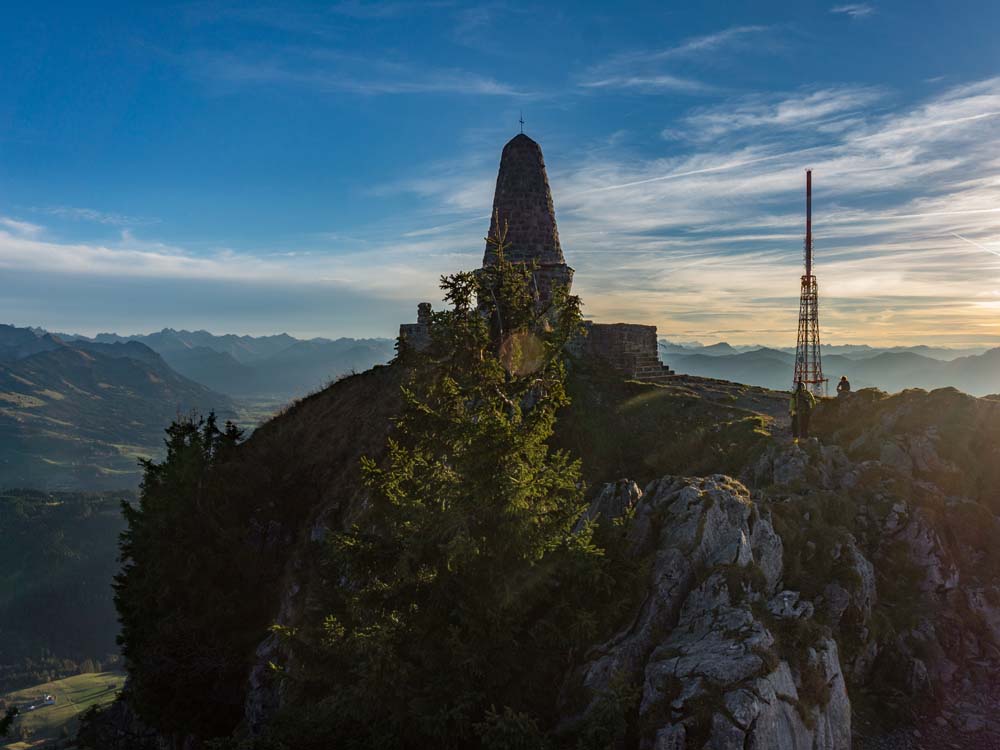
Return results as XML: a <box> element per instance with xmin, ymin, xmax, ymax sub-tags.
<box><xmin>276</xmin><ymin>218</ymin><xmax>614</xmax><ymax>748</ymax></box>
<box><xmin>114</xmin><ymin>413</ymin><xmax>246</xmax><ymax>737</ymax></box>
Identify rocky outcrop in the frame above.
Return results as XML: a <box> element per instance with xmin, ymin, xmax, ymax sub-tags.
<box><xmin>562</xmin><ymin>475</ymin><xmax>851</xmax><ymax>749</ymax></box>
<box><xmin>576</xmin><ymin>478</ymin><xmax>643</xmax><ymax>531</ymax></box>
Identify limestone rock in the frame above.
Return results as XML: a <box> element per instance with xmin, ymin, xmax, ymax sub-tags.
<box><xmin>896</xmin><ymin>508</ymin><xmax>959</xmax><ymax>593</ymax></box>
<box><xmin>825</xmin><ymin>535</ymin><xmax>876</xmax><ymax>627</ymax></box>
<box><xmin>966</xmin><ymin>586</ymin><xmax>1000</xmax><ymax>645</ymax></box>
<box><xmin>576</xmin><ymin>478</ymin><xmax>642</xmax><ymax>530</ymax></box>
<box><xmin>640</xmin><ymin>574</ymin><xmax>849</xmax><ymax>750</ymax></box>
<box><xmin>562</xmin><ymin>475</ymin><xmax>850</xmax><ymax>750</ymax></box>
<box><xmin>750</xmin><ymin>510</ymin><xmax>784</xmax><ymax>594</ymax></box>
<box><xmin>768</xmin><ymin>590</ymin><xmax>815</xmax><ymax>620</ymax></box>
<box><xmin>753</xmin><ymin>440</ymin><xmax>851</xmax><ymax>492</ymax></box>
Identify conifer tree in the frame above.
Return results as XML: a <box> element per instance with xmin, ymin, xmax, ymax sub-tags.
<box><xmin>279</xmin><ymin>217</ymin><xmax>614</xmax><ymax>748</ymax></box>
<box><xmin>114</xmin><ymin>413</ymin><xmax>246</xmax><ymax>737</ymax></box>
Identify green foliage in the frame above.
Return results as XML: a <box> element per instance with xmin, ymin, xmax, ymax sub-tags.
<box><xmin>4</xmin><ymin>670</ymin><xmax>124</xmax><ymax>747</ymax></box>
<box><xmin>114</xmin><ymin>413</ymin><xmax>260</xmax><ymax>738</ymax></box>
<box><xmin>570</xmin><ymin>672</ymin><xmax>640</xmax><ymax>750</ymax></box>
<box><xmin>266</xmin><ymin>228</ymin><xmax>615</xmax><ymax>748</ymax></box>
<box><xmin>0</xmin><ymin>707</ymin><xmax>17</xmax><ymax>737</ymax></box>
<box><xmin>475</xmin><ymin>707</ymin><xmax>549</xmax><ymax>750</ymax></box>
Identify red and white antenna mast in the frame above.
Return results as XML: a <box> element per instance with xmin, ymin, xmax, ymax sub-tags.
<box><xmin>793</xmin><ymin>169</ymin><xmax>827</xmax><ymax>395</ymax></box>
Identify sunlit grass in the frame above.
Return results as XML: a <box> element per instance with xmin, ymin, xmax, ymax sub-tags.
<box><xmin>2</xmin><ymin>671</ymin><xmax>125</xmax><ymax>749</ymax></box>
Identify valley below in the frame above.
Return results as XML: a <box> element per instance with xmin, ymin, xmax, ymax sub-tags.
<box><xmin>0</xmin><ymin>326</ymin><xmax>394</xmax><ymax>490</ymax></box>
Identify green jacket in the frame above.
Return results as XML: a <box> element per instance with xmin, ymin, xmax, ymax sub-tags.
<box><xmin>789</xmin><ymin>387</ymin><xmax>817</xmax><ymax>415</ymax></box>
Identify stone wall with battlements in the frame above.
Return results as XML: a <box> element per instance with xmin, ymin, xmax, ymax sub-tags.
<box><xmin>584</xmin><ymin>322</ymin><xmax>674</xmax><ymax>382</ymax></box>
<box><xmin>398</xmin><ymin>302</ymin><xmax>432</xmax><ymax>352</ymax></box>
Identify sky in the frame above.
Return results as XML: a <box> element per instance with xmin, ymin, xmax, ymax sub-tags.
<box><xmin>2</xmin><ymin>1</ymin><xmax>1000</xmax><ymax>346</ymax></box>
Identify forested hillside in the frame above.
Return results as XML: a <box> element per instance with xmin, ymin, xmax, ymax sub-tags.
<box><xmin>0</xmin><ymin>489</ymin><xmax>128</xmax><ymax>693</ymax></box>
<box><xmin>0</xmin><ymin>325</ymin><xmax>234</xmax><ymax>489</ymax></box>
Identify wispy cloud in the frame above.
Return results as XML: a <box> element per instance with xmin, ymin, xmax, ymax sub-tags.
<box><xmin>190</xmin><ymin>47</ymin><xmax>527</xmax><ymax>97</ymax></box>
<box><xmin>0</xmin><ymin>217</ymin><xmax>469</xmax><ymax>301</ymax></box>
<box><xmin>0</xmin><ymin>217</ymin><xmax>43</xmax><ymax>236</ymax></box>
<box><xmin>579</xmin><ymin>25</ymin><xmax>772</xmax><ymax>94</ymax></box>
<box><xmin>831</xmin><ymin>4</ymin><xmax>875</xmax><ymax>18</ymax></box>
<box><xmin>374</xmin><ymin>77</ymin><xmax>1000</xmax><ymax>346</ymax></box>
<box><xmin>669</xmin><ymin>86</ymin><xmax>885</xmax><ymax>141</ymax></box>
<box><xmin>580</xmin><ymin>74</ymin><xmax>713</xmax><ymax>94</ymax></box>
<box><xmin>40</xmin><ymin>205</ymin><xmax>154</xmax><ymax>227</ymax></box>
<box><xmin>13</xmin><ymin>67</ymin><xmax>1000</xmax><ymax>345</ymax></box>
<box><xmin>183</xmin><ymin>1</ymin><xmax>446</xmax><ymax>36</ymax></box>
<box><xmin>605</xmin><ymin>25</ymin><xmax>771</xmax><ymax>66</ymax></box>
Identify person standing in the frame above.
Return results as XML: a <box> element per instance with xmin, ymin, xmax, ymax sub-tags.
<box><xmin>790</xmin><ymin>381</ymin><xmax>817</xmax><ymax>439</ymax></box>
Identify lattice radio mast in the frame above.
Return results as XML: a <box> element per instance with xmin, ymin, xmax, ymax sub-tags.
<box><xmin>793</xmin><ymin>169</ymin><xmax>827</xmax><ymax>395</ymax></box>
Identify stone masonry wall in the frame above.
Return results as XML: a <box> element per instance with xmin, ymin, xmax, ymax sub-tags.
<box><xmin>398</xmin><ymin>302</ymin><xmax>432</xmax><ymax>352</ymax></box>
<box><xmin>584</xmin><ymin>322</ymin><xmax>674</xmax><ymax>382</ymax></box>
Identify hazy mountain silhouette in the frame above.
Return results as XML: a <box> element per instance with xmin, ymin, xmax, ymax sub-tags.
<box><xmin>661</xmin><ymin>340</ymin><xmax>1000</xmax><ymax>395</ymax></box>
<box><xmin>0</xmin><ymin>325</ymin><xmax>234</xmax><ymax>489</ymax></box>
<box><xmin>89</xmin><ymin>329</ymin><xmax>300</xmax><ymax>364</ymax></box>
<box><xmin>64</xmin><ymin>328</ymin><xmax>396</xmax><ymax>398</ymax></box>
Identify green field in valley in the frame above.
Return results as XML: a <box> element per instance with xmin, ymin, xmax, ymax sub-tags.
<box><xmin>2</xmin><ymin>671</ymin><xmax>125</xmax><ymax>749</ymax></box>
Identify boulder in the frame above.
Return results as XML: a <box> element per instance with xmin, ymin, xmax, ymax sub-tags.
<box><xmin>562</xmin><ymin>475</ymin><xmax>851</xmax><ymax>750</ymax></box>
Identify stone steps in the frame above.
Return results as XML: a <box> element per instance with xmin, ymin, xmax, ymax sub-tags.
<box><xmin>629</xmin><ymin>363</ymin><xmax>676</xmax><ymax>383</ymax></box>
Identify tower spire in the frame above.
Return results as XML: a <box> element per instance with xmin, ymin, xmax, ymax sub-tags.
<box><xmin>793</xmin><ymin>169</ymin><xmax>827</xmax><ymax>396</ymax></box>
<box><xmin>482</xmin><ymin>133</ymin><xmax>573</xmax><ymax>307</ymax></box>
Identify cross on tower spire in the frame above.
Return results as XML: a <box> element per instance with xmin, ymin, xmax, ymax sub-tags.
<box><xmin>519</xmin><ymin>111</ymin><xmax>524</xmax><ymax>134</ymax></box>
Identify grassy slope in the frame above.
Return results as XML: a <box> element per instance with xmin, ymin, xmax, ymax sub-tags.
<box><xmin>558</xmin><ymin>363</ymin><xmax>785</xmax><ymax>493</ymax></box>
<box><xmin>2</xmin><ymin>671</ymin><xmax>125</xmax><ymax>749</ymax></box>
<box><xmin>0</xmin><ymin>346</ymin><xmax>235</xmax><ymax>490</ymax></box>
<box><xmin>235</xmin><ymin>360</ymin><xmax>788</xmax><ymax>526</ymax></box>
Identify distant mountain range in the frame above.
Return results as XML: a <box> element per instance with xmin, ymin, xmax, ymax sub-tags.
<box><xmin>658</xmin><ymin>340</ymin><xmax>991</xmax><ymax>361</ymax></box>
<box><xmin>59</xmin><ymin>328</ymin><xmax>396</xmax><ymax>399</ymax></box>
<box><xmin>659</xmin><ymin>340</ymin><xmax>1000</xmax><ymax>395</ymax></box>
<box><xmin>6</xmin><ymin>320</ymin><xmax>998</xmax><ymax>490</ymax></box>
<box><xmin>0</xmin><ymin>324</ymin><xmax>234</xmax><ymax>490</ymax></box>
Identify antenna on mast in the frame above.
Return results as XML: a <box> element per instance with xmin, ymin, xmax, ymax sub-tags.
<box><xmin>805</xmin><ymin>168</ymin><xmax>812</xmax><ymax>278</ymax></box>
<box><xmin>793</xmin><ymin>169</ymin><xmax>827</xmax><ymax>396</ymax></box>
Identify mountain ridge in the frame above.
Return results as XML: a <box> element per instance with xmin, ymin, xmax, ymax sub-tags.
<box><xmin>662</xmin><ymin>340</ymin><xmax>1000</xmax><ymax>395</ymax></box>
<box><xmin>0</xmin><ymin>325</ymin><xmax>235</xmax><ymax>490</ymax></box>
<box><xmin>62</xmin><ymin>328</ymin><xmax>396</xmax><ymax>398</ymax></box>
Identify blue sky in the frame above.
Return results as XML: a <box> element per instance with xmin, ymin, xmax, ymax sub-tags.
<box><xmin>2</xmin><ymin>1</ymin><xmax>1000</xmax><ymax>345</ymax></box>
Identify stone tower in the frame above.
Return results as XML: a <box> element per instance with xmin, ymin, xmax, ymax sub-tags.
<box><xmin>398</xmin><ymin>130</ymin><xmax>673</xmax><ymax>382</ymax></box>
<box><xmin>482</xmin><ymin>133</ymin><xmax>573</xmax><ymax>306</ymax></box>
